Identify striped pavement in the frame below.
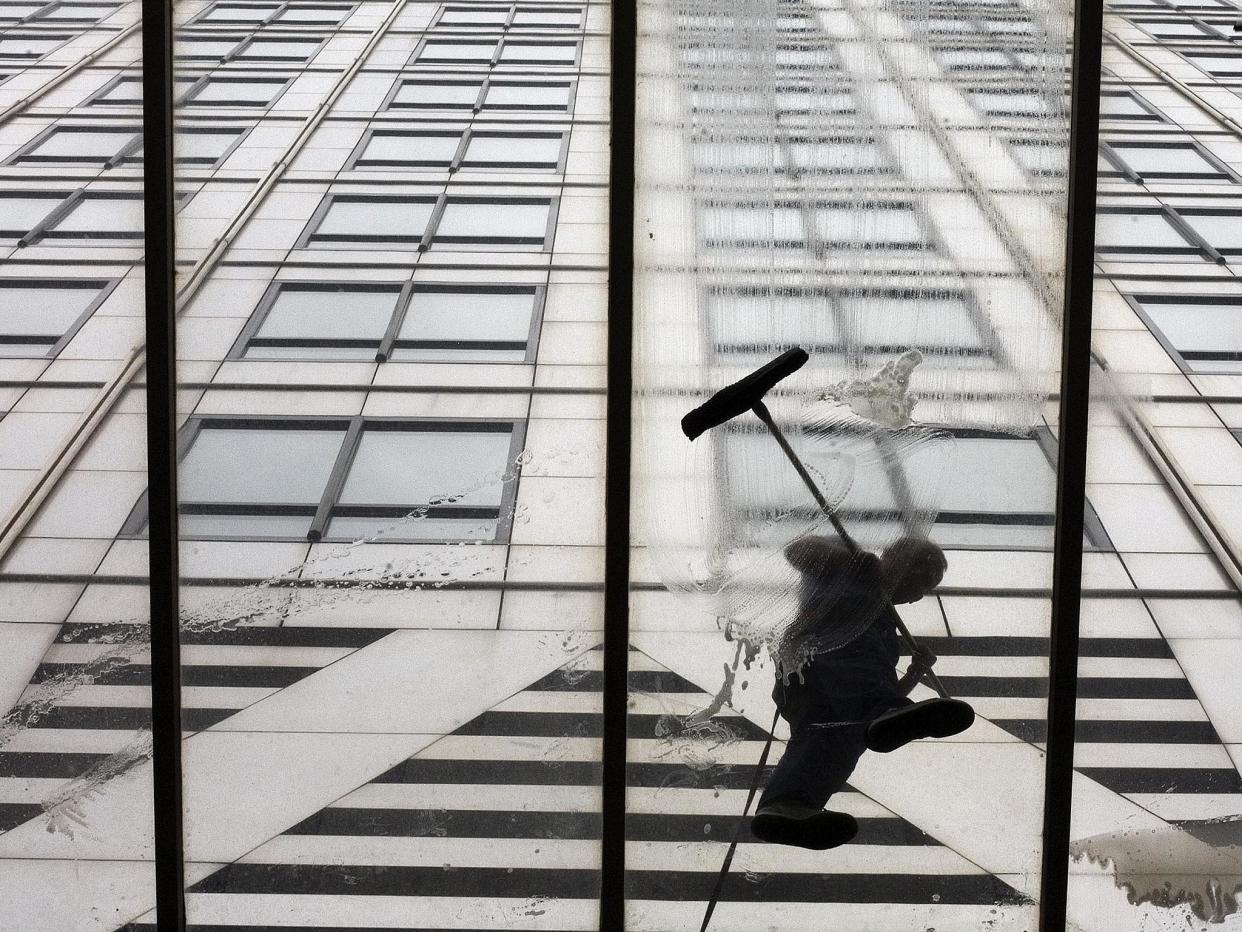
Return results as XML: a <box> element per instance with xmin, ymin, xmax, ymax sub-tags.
<box><xmin>0</xmin><ymin>623</ymin><xmax>392</xmax><ymax>835</ymax></box>
<box><xmin>118</xmin><ymin>645</ymin><xmax>1033</xmax><ymax>931</ymax></box>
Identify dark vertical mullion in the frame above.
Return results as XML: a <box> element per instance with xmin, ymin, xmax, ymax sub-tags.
<box><xmin>1038</xmin><ymin>0</ymin><xmax>1103</xmax><ymax>920</ymax></box>
<box><xmin>601</xmin><ymin>0</ymin><xmax>635</xmax><ymax>919</ymax></box>
<box><xmin>142</xmin><ymin>0</ymin><xmax>186</xmax><ymax>919</ymax></box>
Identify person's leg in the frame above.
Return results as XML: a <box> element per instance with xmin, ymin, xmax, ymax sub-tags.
<box><xmin>751</xmin><ymin>664</ymin><xmax>874</xmax><ymax>849</ymax></box>
<box><xmin>865</xmin><ymin>696</ymin><xmax>975</xmax><ymax>753</ymax></box>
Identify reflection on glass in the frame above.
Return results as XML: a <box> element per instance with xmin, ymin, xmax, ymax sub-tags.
<box><xmin>170</xmin><ymin>0</ymin><xmax>606</xmax><ymax>924</ymax></box>
<box><xmin>631</xmin><ymin>0</ymin><xmax>1071</xmax><ymax>920</ymax></box>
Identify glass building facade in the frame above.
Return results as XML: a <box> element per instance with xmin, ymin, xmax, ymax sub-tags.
<box><xmin>0</xmin><ymin>0</ymin><xmax>1238</xmax><ymax>926</ymax></box>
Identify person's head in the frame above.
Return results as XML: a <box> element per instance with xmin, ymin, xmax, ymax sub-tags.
<box><xmin>880</xmin><ymin>536</ymin><xmax>947</xmax><ymax>603</ymax></box>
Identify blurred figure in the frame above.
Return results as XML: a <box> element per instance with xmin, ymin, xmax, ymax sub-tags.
<box><xmin>750</xmin><ymin>535</ymin><xmax>974</xmax><ymax>850</ymax></box>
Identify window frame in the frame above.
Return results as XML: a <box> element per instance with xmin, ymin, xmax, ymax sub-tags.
<box><xmin>1093</xmin><ymin>204</ymin><xmax>1222</xmax><ymax>262</ymax></box>
<box><xmin>381</xmin><ymin>74</ymin><xmax>579</xmax><ymax>113</ymax></box>
<box><xmin>0</xmin><ymin>276</ymin><xmax>118</xmax><ymax>356</ymax></box>
<box><xmin>723</xmin><ymin>422</ymin><xmax>1113</xmax><ymax>552</ymax></box>
<box><xmin>1125</xmin><ymin>292</ymin><xmax>1242</xmax><ymax>373</ymax></box>
<box><xmin>407</xmin><ymin>35</ymin><xmax>583</xmax><ymax>69</ymax></box>
<box><xmin>120</xmin><ymin>415</ymin><xmax>529</xmax><ymax>544</ymax></box>
<box><xmin>297</xmin><ymin>191</ymin><xmax>561</xmax><ymax>251</ymax></box>
<box><xmin>1099</xmin><ymin>138</ymin><xmax>1238</xmax><ymax>182</ymax></box>
<box><xmin>343</xmin><ymin>125</ymin><xmax>570</xmax><ymax>172</ymax></box>
<box><xmin>226</xmin><ymin>280</ymin><xmax>547</xmax><ymax>363</ymax></box>
<box><xmin>1098</xmin><ymin>88</ymin><xmax>1166</xmax><ymax>123</ymax></box>
<box><xmin>7</xmin><ymin>122</ymin><xmax>143</xmax><ymax>167</ymax></box>
<box><xmin>428</xmin><ymin>3</ymin><xmax>585</xmax><ymax>30</ymax></box>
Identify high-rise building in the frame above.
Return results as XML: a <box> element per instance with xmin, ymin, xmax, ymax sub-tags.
<box><xmin>0</xmin><ymin>0</ymin><xmax>1237</xmax><ymax>926</ymax></box>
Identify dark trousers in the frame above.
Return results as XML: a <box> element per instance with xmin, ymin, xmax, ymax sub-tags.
<box><xmin>759</xmin><ymin>649</ymin><xmax>910</xmax><ymax>809</ymax></box>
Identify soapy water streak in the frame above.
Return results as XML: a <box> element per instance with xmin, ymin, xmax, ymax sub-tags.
<box><xmin>1071</xmin><ymin>820</ymin><xmax>1242</xmax><ymax>924</ymax></box>
<box><xmin>706</xmin><ymin>356</ymin><xmax>952</xmax><ymax>680</ymax></box>
<box><xmin>0</xmin><ymin>447</ymin><xmax>544</xmax><ymax>832</ymax></box>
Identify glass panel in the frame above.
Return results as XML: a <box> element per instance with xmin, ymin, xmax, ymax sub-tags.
<box><xmin>1108</xmin><ymin>143</ymin><xmax>1225</xmax><ymax>177</ymax></box>
<box><xmin>406</xmin><ymin>289</ymin><xmax>535</xmax><ymax>340</ymax></box>
<box><xmin>433</xmin><ymin>199</ymin><xmax>551</xmax><ymax>246</ymax></box>
<box><xmin>338</xmin><ymin>428</ymin><xmax>512</xmax><ymax>508</ymax></box>
<box><xmin>18</xmin><ymin>127</ymin><xmax>139</xmax><ymax>161</ymax></box>
<box><xmin>462</xmin><ymin>132</ymin><xmax>562</xmax><ymax>167</ymax></box>
<box><xmin>244</xmin><ymin>285</ymin><xmax>401</xmax><ymax>358</ymax></box>
<box><xmin>1095</xmin><ymin>211</ymin><xmax>1197</xmax><ymax>254</ymax></box>
<box><xmin>311</xmin><ymin>197</ymin><xmax>436</xmax><ymax>242</ymax></box>
<box><xmin>180</xmin><ymin>426</ymin><xmax>346</xmax><ymax>506</ymax></box>
<box><xmin>0</xmin><ymin>0</ymin><xmax>152</xmax><ymax>919</ymax></box>
<box><xmin>355</xmin><ymin>131</ymin><xmax>460</xmax><ymax>166</ymax></box>
<box><xmin>484</xmin><ymin>81</ymin><xmax>573</xmax><ymax>110</ymax></box>
<box><xmin>632</xmin><ymin>0</ymin><xmax>1071</xmax><ymax>919</ymax></box>
<box><xmin>0</xmin><ymin>281</ymin><xmax>104</xmax><ymax>350</ymax></box>
<box><xmin>1177</xmin><ymin>212</ymin><xmax>1242</xmax><ymax>254</ymax></box>
<box><xmin>390</xmin><ymin>79</ymin><xmax>482</xmax><ymax>108</ymax></box>
<box><xmin>46</xmin><ymin>196</ymin><xmax>145</xmax><ymax>238</ymax></box>
<box><xmin>171</xmin><ymin>0</ymin><xmax>606</xmax><ymax>920</ymax></box>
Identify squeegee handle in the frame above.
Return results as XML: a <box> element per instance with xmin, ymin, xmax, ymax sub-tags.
<box><xmin>752</xmin><ymin>404</ymin><xmax>950</xmax><ymax>699</ymax></box>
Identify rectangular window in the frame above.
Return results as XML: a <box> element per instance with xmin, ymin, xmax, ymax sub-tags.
<box><xmin>708</xmin><ymin>290</ymin><xmax>993</xmax><ymax>369</ymax></box>
<box><xmin>0</xmin><ymin>194</ymin><xmax>62</xmax><ymax>238</ymax></box>
<box><xmin>498</xmin><ymin>40</ymin><xmax>580</xmax><ymax>65</ymax></box>
<box><xmin>436</xmin><ymin>5</ymin><xmax>509</xmax><ymax>26</ymax></box>
<box><xmin>235</xmin><ymin>37</ymin><xmax>323</xmax><ymax>63</ymax></box>
<box><xmin>9</xmin><ymin>125</ymin><xmax>140</xmax><ymax>164</ymax></box>
<box><xmin>432</xmin><ymin>197</ymin><xmax>555</xmax><ymax>250</ymax></box>
<box><xmin>725</xmin><ymin>427</ymin><xmax>1107</xmax><ymax>550</ymax></box>
<box><xmin>0</xmin><ymin>278</ymin><xmax>114</xmax><ymax>355</ymax></box>
<box><xmin>1133</xmin><ymin>295</ymin><xmax>1242</xmax><ymax>373</ymax></box>
<box><xmin>176</xmin><ymin>37</ymin><xmax>242</xmax><ymax>61</ymax></box>
<box><xmin>126</xmin><ymin>417</ymin><xmax>524</xmax><ymax>543</ymax></box>
<box><xmin>183</xmin><ymin>76</ymin><xmax>290</xmax><ymax>107</ymax></box>
<box><xmin>1131</xmin><ymin>17</ymin><xmax>1213</xmax><ymax>37</ymax></box>
<box><xmin>1177</xmin><ymin>210</ymin><xmax>1242</xmax><ymax>256</ymax></box>
<box><xmin>785</xmin><ymin>138</ymin><xmax>891</xmax><ymax>174</ymax></box>
<box><xmin>483</xmin><ymin>80</ymin><xmax>574</xmax><ymax>111</ymax></box>
<box><xmin>274</xmin><ymin>4</ymin><xmax>350</xmax><ymax>24</ymax></box>
<box><xmin>90</xmin><ymin>74</ymin><xmax>198</xmax><ymax>106</ymax></box>
<box><xmin>43</xmin><ymin>194</ymin><xmax>144</xmax><ymax>240</ymax></box>
<box><xmin>460</xmin><ymin>131</ymin><xmax>564</xmax><ymax>169</ymax></box>
<box><xmin>413</xmin><ymin>39</ymin><xmax>498</xmax><ymax>64</ymax></box>
<box><xmin>350</xmin><ymin>130</ymin><xmax>462</xmax><ymax>168</ymax></box>
<box><xmin>389</xmin><ymin>285</ymin><xmax>541</xmax><ymax>361</ymax></box>
<box><xmin>1184</xmin><ymin>53</ymin><xmax>1242</xmax><ymax>77</ymax></box>
<box><xmin>233</xmin><ymin>281</ymin><xmax>543</xmax><ymax>361</ymax></box>
<box><xmin>238</xmin><ymin>283</ymin><xmax>403</xmax><ymax>360</ymax></box>
<box><xmin>194</xmin><ymin>2</ymin><xmax>280</xmax><ymax>24</ymax></box>
<box><xmin>1008</xmin><ymin>136</ymin><xmax>1067</xmax><ymax>177</ymax></box>
<box><xmin>167</xmin><ymin>125</ymin><xmax>248</xmax><ymax>165</ymax></box>
<box><xmin>1100</xmin><ymin>90</ymin><xmax>1163</xmax><ymax>121</ymax></box>
<box><xmin>969</xmin><ymin>88</ymin><xmax>1050</xmax><ymax>117</ymax></box>
<box><xmin>387</xmin><ymin>79</ymin><xmax>483</xmax><ymax>110</ymax></box>
<box><xmin>511</xmin><ymin>7</ymin><xmax>583</xmax><ymax>28</ymax></box>
<box><xmin>0</xmin><ymin>4</ymin><xmax>46</xmax><ymax>22</ymax></box>
<box><xmin>38</xmin><ymin>2</ymin><xmax>118</xmax><ymax>22</ymax></box>
<box><xmin>1094</xmin><ymin>208</ymin><xmax>1201</xmax><ymax>258</ymax></box>
<box><xmin>0</xmin><ymin>33</ymin><xmax>71</xmax><ymax>58</ymax></box>
<box><xmin>1104</xmin><ymin>141</ymin><xmax>1232</xmax><ymax>180</ymax></box>
<box><xmin>301</xmin><ymin>195</ymin><xmax>437</xmax><ymax>246</ymax></box>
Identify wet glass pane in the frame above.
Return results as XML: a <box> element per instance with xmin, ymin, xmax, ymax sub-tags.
<box><xmin>631</xmin><ymin>0</ymin><xmax>1073</xmax><ymax>920</ymax></box>
<box><xmin>0</xmin><ymin>0</ymin><xmax>153</xmax><ymax>920</ymax></box>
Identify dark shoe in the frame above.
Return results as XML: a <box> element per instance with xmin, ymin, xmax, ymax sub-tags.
<box><xmin>750</xmin><ymin>801</ymin><xmax>859</xmax><ymax>850</ymax></box>
<box><xmin>865</xmin><ymin>697</ymin><xmax>975</xmax><ymax>753</ymax></box>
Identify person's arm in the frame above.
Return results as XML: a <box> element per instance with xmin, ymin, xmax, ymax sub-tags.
<box><xmin>784</xmin><ymin>536</ymin><xmax>853</xmax><ymax>577</ymax></box>
<box><xmin>896</xmin><ymin>644</ymin><xmax>937</xmax><ymax>695</ymax></box>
